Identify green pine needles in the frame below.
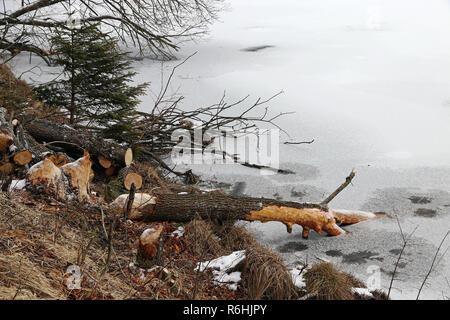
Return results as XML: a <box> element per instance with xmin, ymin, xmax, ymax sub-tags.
<box><xmin>34</xmin><ymin>24</ymin><xmax>148</xmax><ymax>142</ymax></box>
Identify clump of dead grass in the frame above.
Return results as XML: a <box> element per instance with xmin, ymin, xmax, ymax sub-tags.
<box><xmin>129</xmin><ymin>162</ymin><xmax>172</xmax><ymax>195</ymax></box>
<box><xmin>242</xmin><ymin>243</ymin><xmax>296</xmax><ymax>300</ymax></box>
<box><xmin>0</xmin><ymin>193</ymin><xmax>139</xmax><ymax>300</ymax></box>
<box><xmin>217</xmin><ymin>225</ymin><xmax>259</xmax><ymax>252</ymax></box>
<box><xmin>184</xmin><ymin>220</ymin><xmax>223</xmax><ymax>259</ymax></box>
<box><xmin>303</xmin><ymin>262</ymin><xmax>355</xmax><ymax>300</ymax></box>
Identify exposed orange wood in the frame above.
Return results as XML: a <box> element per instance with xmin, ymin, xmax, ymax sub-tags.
<box><xmin>139</xmin><ymin>225</ymin><xmax>163</xmax><ymax>258</ymax></box>
<box><xmin>61</xmin><ymin>152</ymin><xmax>92</xmax><ymax>202</ymax></box>
<box><xmin>245</xmin><ymin>205</ymin><xmax>347</xmax><ymax>238</ymax></box>
<box><xmin>124</xmin><ymin>172</ymin><xmax>143</xmax><ymax>190</ymax></box>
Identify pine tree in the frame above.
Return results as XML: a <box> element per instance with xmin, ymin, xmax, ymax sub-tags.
<box><xmin>34</xmin><ymin>24</ymin><xmax>148</xmax><ymax>142</ymax></box>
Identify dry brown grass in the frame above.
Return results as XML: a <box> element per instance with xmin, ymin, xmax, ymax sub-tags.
<box><xmin>184</xmin><ymin>220</ymin><xmax>224</xmax><ymax>259</ymax></box>
<box><xmin>0</xmin><ymin>64</ymin><xmax>53</xmax><ymax>120</ymax></box>
<box><xmin>303</xmin><ymin>262</ymin><xmax>355</xmax><ymax>300</ymax></box>
<box><xmin>129</xmin><ymin>162</ymin><xmax>173</xmax><ymax>195</ymax></box>
<box><xmin>242</xmin><ymin>243</ymin><xmax>296</xmax><ymax>300</ymax></box>
<box><xmin>217</xmin><ymin>225</ymin><xmax>259</xmax><ymax>253</ymax></box>
<box><xmin>343</xmin><ymin>271</ymin><xmax>366</xmax><ymax>288</ymax></box>
<box><xmin>0</xmin><ymin>193</ymin><xmax>140</xmax><ymax>299</ymax></box>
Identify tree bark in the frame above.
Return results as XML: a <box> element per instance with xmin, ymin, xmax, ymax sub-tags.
<box><xmin>116</xmin><ymin>193</ymin><xmax>376</xmax><ymax>238</ymax></box>
<box><xmin>24</xmin><ymin>118</ymin><xmax>133</xmax><ymax>168</ymax></box>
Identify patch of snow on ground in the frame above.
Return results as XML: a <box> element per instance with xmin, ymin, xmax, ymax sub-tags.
<box><xmin>290</xmin><ymin>267</ymin><xmax>307</xmax><ymax>289</ymax></box>
<box><xmin>196</xmin><ymin>250</ymin><xmax>246</xmax><ymax>290</ymax></box>
<box><xmin>171</xmin><ymin>226</ymin><xmax>185</xmax><ymax>238</ymax></box>
<box><xmin>352</xmin><ymin>287</ymin><xmax>374</xmax><ymax>298</ymax></box>
<box><xmin>8</xmin><ymin>179</ymin><xmax>26</xmax><ymax>192</ymax></box>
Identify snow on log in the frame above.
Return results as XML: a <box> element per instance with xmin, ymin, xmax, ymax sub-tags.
<box><xmin>25</xmin><ymin>152</ymin><xmax>93</xmax><ymax>202</ymax></box>
<box><xmin>0</xmin><ymin>162</ymin><xmax>14</xmax><ymax>174</ymax></box>
<box><xmin>110</xmin><ymin>193</ymin><xmax>156</xmax><ymax>216</ymax></box>
<box><xmin>111</xmin><ymin>193</ymin><xmax>377</xmax><ymax>238</ymax></box>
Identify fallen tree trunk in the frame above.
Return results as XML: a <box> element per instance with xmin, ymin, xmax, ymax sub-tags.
<box><xmin>112</xmin><ymin>193</ymin><xmax>376</xmax><ymax>238</ymax></box>
<box><xmin>24</xmin><ymin>118</ymin><xmax>133</xmax><ymax>169</ymax></box>
<box><xmin>109</xmin><ymin>171</ymin><xmax>378</xmax><ymax>238</ymax></box>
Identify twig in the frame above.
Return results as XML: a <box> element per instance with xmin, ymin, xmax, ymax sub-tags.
<box><xmin>416</xmin><ymin>230</ymin><xmax>450</xmax><ymax>300</ymax></box>
<box><xmin>42</xmin><ymin>140</ymin><xmax>85</xmax><ymax>152</ymax></box>
<box><xmin>388</xmin><ymin>215</ymin><xmax>418</xmax><ymax>299</ymax></box>
<box><xmin>321</xmin><ymin>170</ymin><xmax>355</xmax><ymax>206</ymax></box>
<box><xmin>124</xmin><ymin>183</ymin><xmax>136</xmax><ymax>219</ymax></box>
<box><xmin>284</xmin><ymin>139</ymin><xmax>315</xmax><ymax>145</ymax></box>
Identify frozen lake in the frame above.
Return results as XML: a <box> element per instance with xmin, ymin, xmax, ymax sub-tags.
<box><xmin>9</xmin><ymin>0</ymin><xmax>450</xmax><ymax>299</ymax></box>
<box><xmin>133</xmin><ymin>0</ymin><xmax>450</xmax><ymax>299</ymax></box>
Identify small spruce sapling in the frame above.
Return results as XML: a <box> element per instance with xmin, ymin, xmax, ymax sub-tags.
<box><xmin>34</xmin><ymin>24</ymin><xmax>148</xmax><ymax>143</ymax></box>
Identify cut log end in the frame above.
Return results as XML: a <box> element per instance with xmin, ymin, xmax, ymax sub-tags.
<box><xmin>13</xmin><ymin>150</ymin><xmax>32</xmax><ymax>166</ymax></box>
<box><xmin>105</xmin><ymin>166</ymin><xmax>117</xmax><ymax>177</ymax></box>
<box><xmin>98</xmin><ymin>155</ymin><xmax>112</xmax><ymax>169</ymax></box>
<box><xmin>124</xmin><ymin>172</ymin><xmax>143</xmax><ymax>191</ymax></box>
<box><xmin>124</xmin><ymin>148</ymin><xmax>133</xmax><ymax>167</ymax></box>
<box><xmin>0</xmin><ymin>129</ymin><xmax>14</xmax><ymax>151</ymax></box>
<box><xmin>61</xmin><ymin>152</ymin><xmax>92</xmax><ymax>202</ymax></box>
<box><xmin>0</xmin><ymin>162</ymin><xmax>14</xmax><ymax>175</ymax></box>
<box><xmin>26</xmin><ymin>158</ymin><xmax>65</xmax><ymax>200</ymax></box>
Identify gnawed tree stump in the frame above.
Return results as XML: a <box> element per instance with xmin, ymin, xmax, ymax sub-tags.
<box><xmin>136</xmin><ymin>225</ymin><xmax>164</xmax><ymax>268</ymax></box>
<box><xmin>26</xmin><ymin>158</ymin><xmax>66</xmax><ymax>200</ymax></box>
<box><xmin>111</xmin><ymin>192</ymin><xmax>377</xmax><ymax>239</ymax></box>
<box><xmin>98</xmin><ymin>148</ymin><xmax>132</xmax><ymax>170</ymax></box>
<box><xmin>61</xmin><ymin>152</ymin><xmax>93</xmax><ymax>201</ymax></box>
<box><xmin>26</xmin><ymin>152</ymin><xmax>93</xmax><ymax>202</ymax></box>
<box><xmin>45</xmin><ymin>153</ymin><xmax>70</xmax><ymax>167</ymax></box>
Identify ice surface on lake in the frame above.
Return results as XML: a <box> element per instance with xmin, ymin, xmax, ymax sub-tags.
<box><xmin>134</xmin><ymin>0</ymin><xmax>449</xmax><ymax>299</ymax></box>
